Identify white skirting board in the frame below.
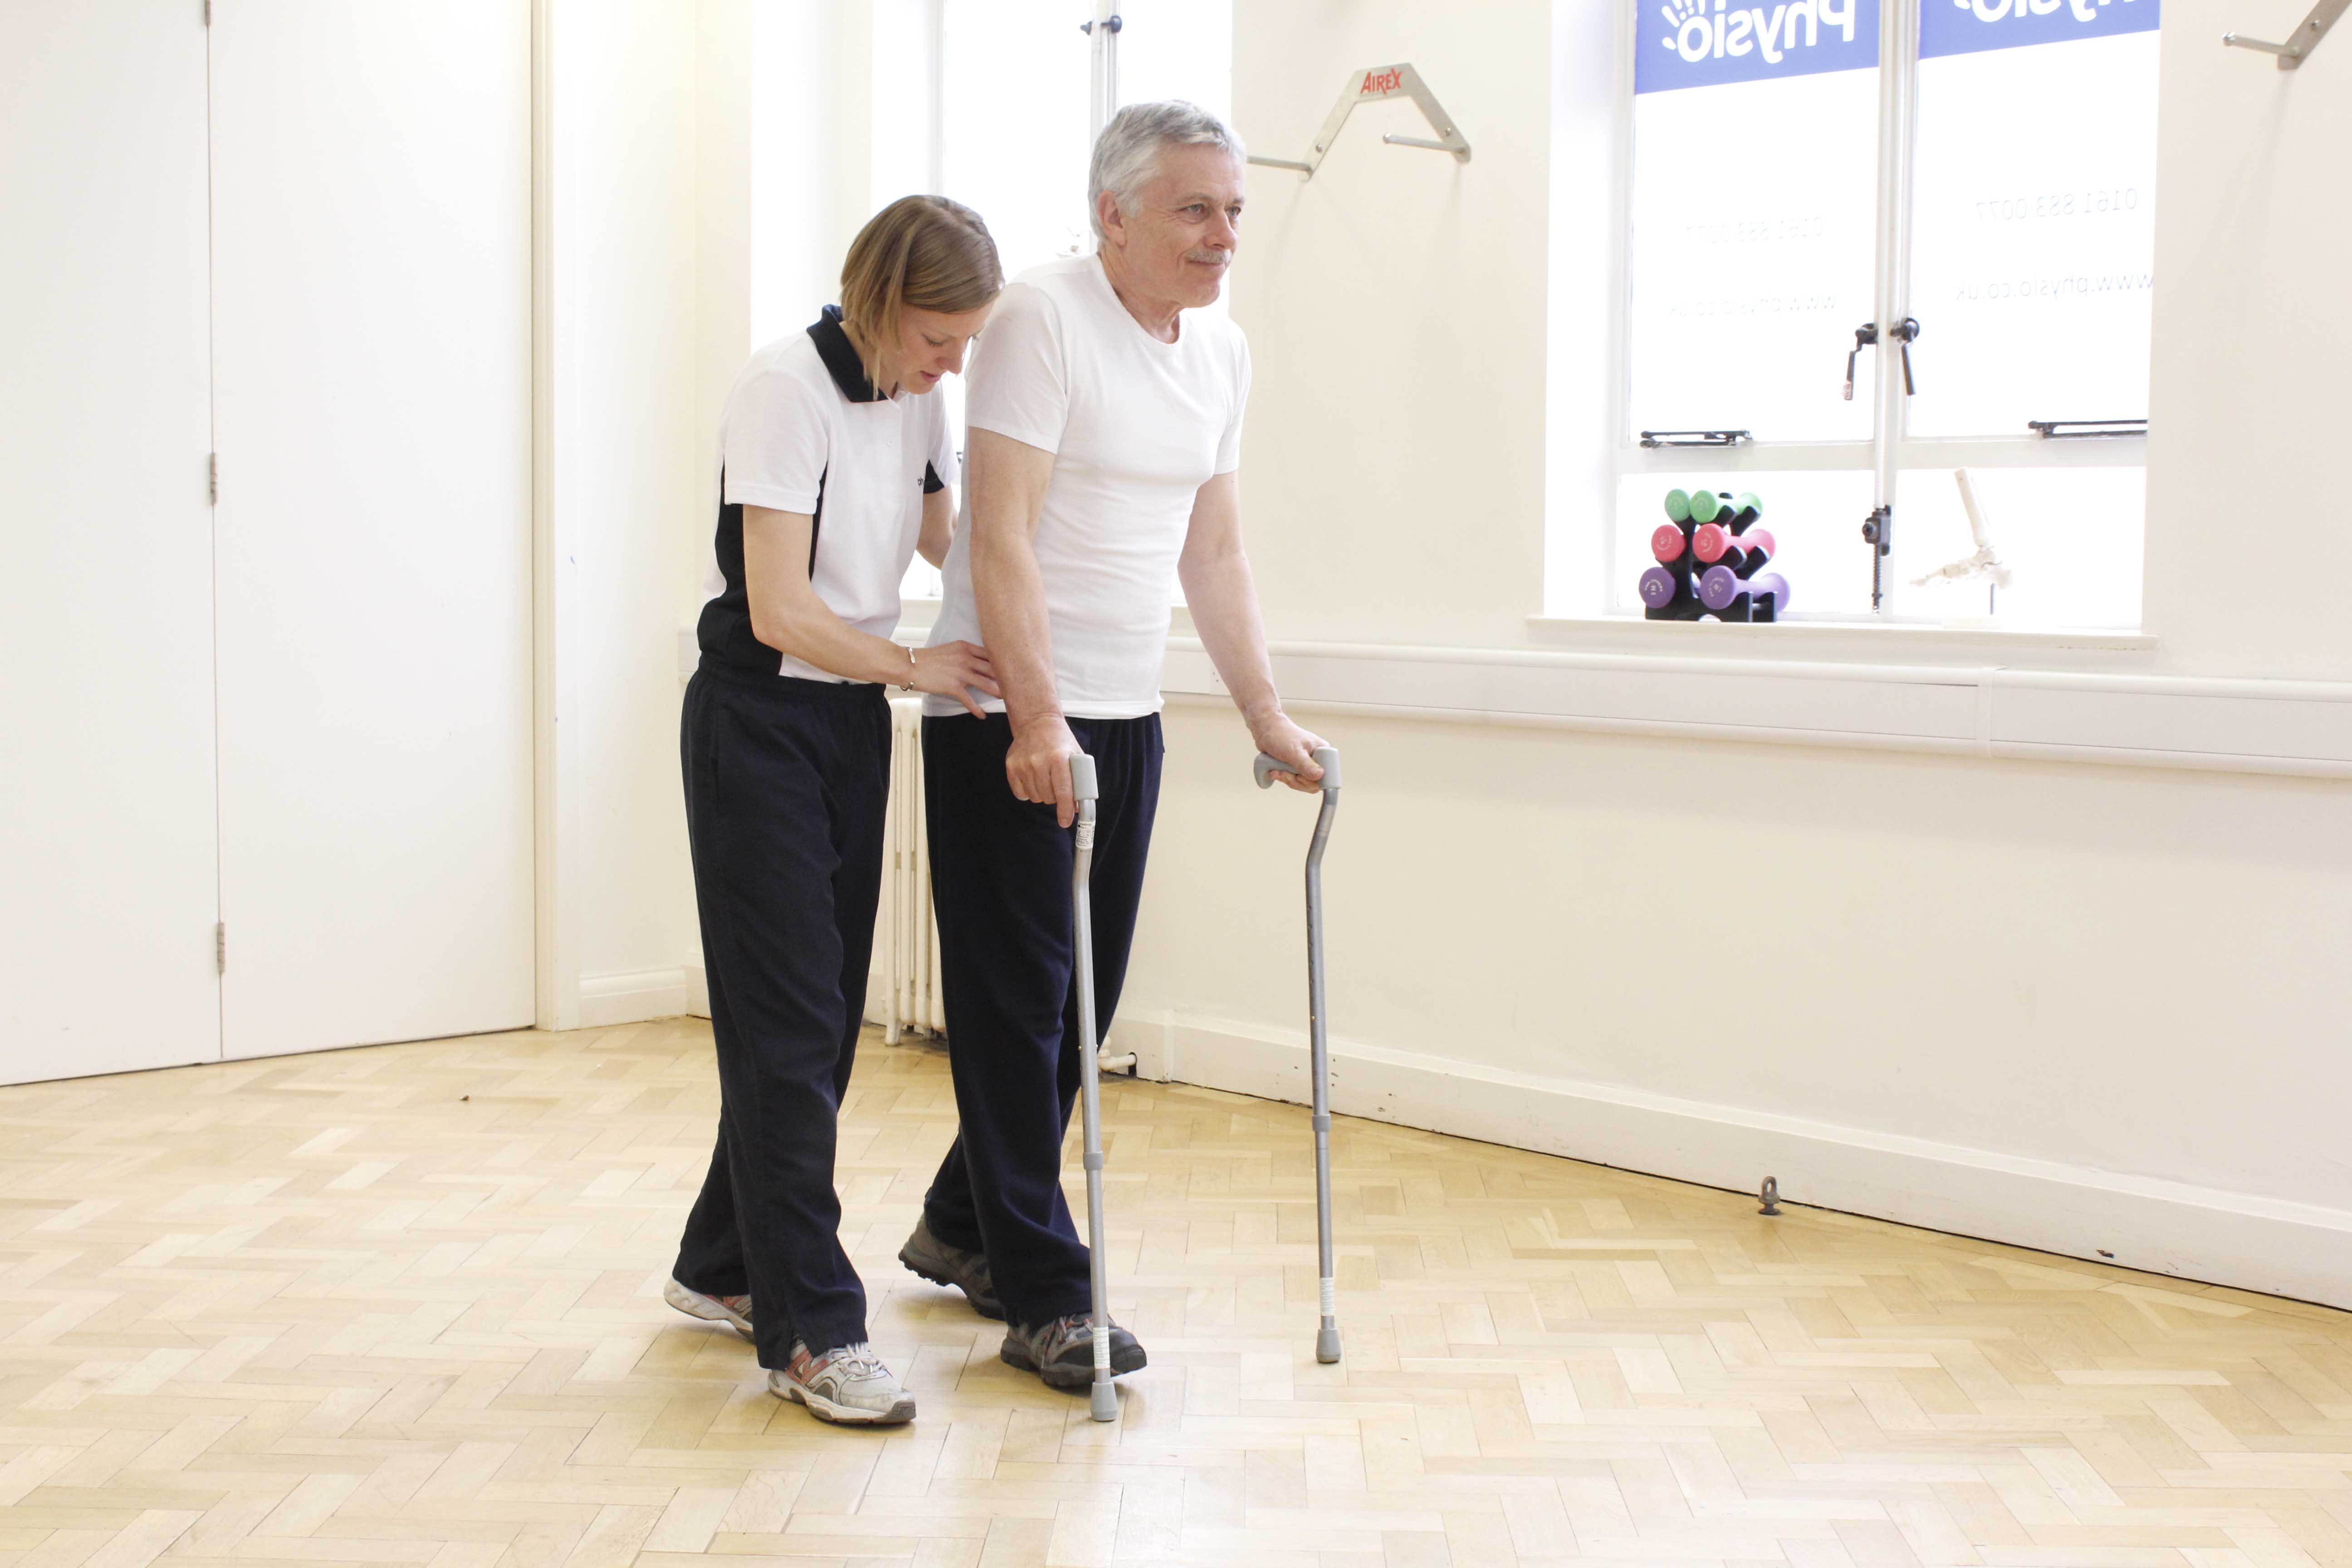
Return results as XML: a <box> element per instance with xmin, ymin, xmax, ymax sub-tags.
<box><xmin>579</xmin><ymin>966</ymin><xmax>703</xmax><ymax>1028</ymax></box>
<box><xmin>1110</xmin><ymin>1009</ymin><xmax>2352</xmax><ymax>1312</ymax></box>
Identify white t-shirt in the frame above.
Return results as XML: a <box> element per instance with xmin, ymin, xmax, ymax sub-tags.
<box><xmin>698</xmin><ymin>309</ymin><xmax>955</xmax><ymax>681</ymax></box>
<box><xmin>924</xmin><ymin>254</ymin><xmax>1250</xmax><ymax>719</ymax></box>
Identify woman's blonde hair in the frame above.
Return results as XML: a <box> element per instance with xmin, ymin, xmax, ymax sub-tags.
<box><xmin>839</xmin><ymin>196</ymin><xmax>1002</xmax><ymax>392</ymax></box>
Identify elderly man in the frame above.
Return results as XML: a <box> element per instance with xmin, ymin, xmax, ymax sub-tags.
<box><xmin>897</xmin><ymin>101</ymin><xmax>1325</xmax><ymax>1388</ymax></box>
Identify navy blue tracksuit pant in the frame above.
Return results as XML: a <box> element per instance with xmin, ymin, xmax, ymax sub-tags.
<box><xmin>918</xmin><ymin>712</ymin><xmax>1162</xmax><ymax>1331</ymax></box>
<box><xmin>671</xmin><ymin>663</ymin><xmax>889</xmax><ymax>1367</ymax></box>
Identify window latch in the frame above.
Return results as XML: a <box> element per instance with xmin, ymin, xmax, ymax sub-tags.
<box><xmin>1843</xmin><ymin>323</ymin><xmax>1878</xmax><ymax>401</ymax></box>
<box><xmin>1638</xmin><ymin>429</ymin><xmax>1750</xmax><ymax>449</ymax></box>
<box><xmin>1845</xmin><ymin>320</ymin><xmax>1920</xmax><ymax>401</ymax></box>
<box><xmin>1862</xmin><ymin>504</ymin><xmax>1894</xmax><ymax>611</ymax></box>
<box><xmin>2028</xmin><ymin>418</ymin><xmax>2146</xmax><ymax>439</ymax></box>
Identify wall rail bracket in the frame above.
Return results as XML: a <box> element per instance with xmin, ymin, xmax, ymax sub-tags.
<box><xmin>2223</xmin><ymin>0</ymin><xmax>2347</xmax><ymax>66</ymax></box>
<box><xmin>1246</xmin><ymin>63</ymin><xmax>1471</xmax><ymax>179</ymax></box>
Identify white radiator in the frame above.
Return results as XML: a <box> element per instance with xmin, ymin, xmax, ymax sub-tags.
<box><xmin>872</xmin><ymin>695</ymin><xmax>945</xmax><ymax>1042</ymax></box>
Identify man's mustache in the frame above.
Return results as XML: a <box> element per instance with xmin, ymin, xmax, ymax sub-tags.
<box><xmin>1186</xmin><ymin>250</ymin><xmax>1230</xmax><ymax>265</ymax></box>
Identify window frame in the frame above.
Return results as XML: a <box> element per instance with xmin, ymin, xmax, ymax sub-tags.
<box><xmin>1602</xmin><ymin>0</ymin><xmax>2151</xmax><ymax>625</ymax></box>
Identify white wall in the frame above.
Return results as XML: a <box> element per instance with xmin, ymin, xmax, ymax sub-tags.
<box><xmin>1102</xmin><ymin>0</ymin><xmax>2352</xmax><ymax>1307</ymax></box>
<box><xmin>2143</xmin><ymin>0</ymin><xmax>2352</xmax><ymax>680</ymax></box>
<box><xmin>539</xmin><ymin>0</ymin><xmax>706</xmax><ymax>1029</ymax></box>
<box><xmin>554</xmin><ymin>0</ymin><xmax>922</xmax><ymax>1029</ymax></box>
<box><xmin>1225</xmin><ymin>9</ymin><xmax>1553</xmax><ymax>649</ymax></box>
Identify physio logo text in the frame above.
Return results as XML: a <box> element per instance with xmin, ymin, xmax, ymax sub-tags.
<box><xmin>1637</xmin><ymin>0</ymin><xmax>1879</xmax><ymax>91</ymax></box>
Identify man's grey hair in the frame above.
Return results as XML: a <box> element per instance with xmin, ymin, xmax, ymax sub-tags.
<box><xmin>1088</xmin><ymin>100</ymin><xmax>1246</xmax><ymax>241</ymax></box>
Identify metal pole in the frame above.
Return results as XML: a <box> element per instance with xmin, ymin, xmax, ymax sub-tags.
<box><xmin>1069</xmin><ymin>753</ymin><xmax>1117</xmax><ymax>1422</ymax></box>
<box><xmin>1086</xmin><ymin>3</ymin><xmax>1121</xmax><ymax>142</ymax></box>
<box><xmin>1869</xmin><ymin>0</ymin><xmax>1918</xmax><ymax>617</ymax></box>
<box><xmin>1304</xmin><ymin>785</ymin><xmax>1341</xmax><ymax>1364</ymax></box>
<box><xmin>1255</xmin><ymin>746</ymin><xmax>1344</xmax><ymax>1364</ymax></box>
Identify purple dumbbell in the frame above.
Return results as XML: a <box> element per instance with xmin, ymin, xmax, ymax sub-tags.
<box><xmin>1638</xmin><ymin>565</ymin><xmax>1679</xmax><ymax>610</ymax></box>
<box><xmin>1699</xmin><ymin>566</ymin><xmax>1792</xmax><ymax>613</ymax></box>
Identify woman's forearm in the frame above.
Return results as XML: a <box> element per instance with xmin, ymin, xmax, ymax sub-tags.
<box><xmin>753</xmin><ymin>592</ymin><xmax>914</xmax><ymax>685</ymax></box>
<box><xmin>741</xmin><ymin>504</ymin><xmax>914</xmax><ymax>685</ymax></box>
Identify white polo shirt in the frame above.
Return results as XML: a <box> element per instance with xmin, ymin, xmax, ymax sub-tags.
<box><xmin>697</xmin><ymin>306</ymin><xmax>955</xmax><ymax>681</ymax></box>
<box><xmin>924</xmin><ymin>254</ymin><xmax>1250</xmax><ymax>719</ymax></box>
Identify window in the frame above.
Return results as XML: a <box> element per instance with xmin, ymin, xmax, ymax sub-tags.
<box><xmin>1607</xmin><ymin>0</ymin><xmax>2158</xmax><ymax>627</ymax></box>
<box><xmin>894</xmin><ymin>0</ymin><xmax>1231</xmax><ymax>598</ymax></box>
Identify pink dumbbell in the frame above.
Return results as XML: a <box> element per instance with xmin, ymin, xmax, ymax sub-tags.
<box><xmin>1692</xmin><ymin>524</ymin><xmax>1774</xmax><ymax>566</ymax></box>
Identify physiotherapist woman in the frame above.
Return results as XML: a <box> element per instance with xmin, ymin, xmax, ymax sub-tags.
<box><xmin>664</xmin><ymin>196</ymin><xmax>1001</xmax><ymax>1426</ymax></box>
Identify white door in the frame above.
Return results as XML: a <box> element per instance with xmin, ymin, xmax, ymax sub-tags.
<box><xmin>0</xmin><ymin>4</ymin><xmax>222</xmax><ymax>1084</ymax></box>
<box><xmin>210</xmin><ymin>0</ymin><xmax>534</xmax><ymax>1058</ymax></box>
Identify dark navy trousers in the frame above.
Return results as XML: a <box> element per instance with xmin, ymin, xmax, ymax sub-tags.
<box><xmin>918</xmin><ymin>711</ymin><xmax>1162</xmax><ymax>1331</ymax></box>
<box><xmin>672</xmin><ymin>662</ymin><xmax>889</xmax><ymax>1366</ymax></box>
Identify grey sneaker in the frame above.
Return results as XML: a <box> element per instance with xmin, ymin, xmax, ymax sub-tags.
<box><xmin>769</xmin><ymin>1341</ymin><xmax>916</xmax><ymax>1426</ymax></box>
<box><xmin>664</xmin><ymin>1277</ymin><xmax>753</xmax><ymax>1341</ymax></box>
<box><xmin>898</xmin><ymin>1218</ymin><xmax>1004</xmax><ymax>1320</ymax></box>
<box><xmin>1000</xmin><ymin>1314</ymin><xmax>1147</xmax><ymax>1390</ymax></box>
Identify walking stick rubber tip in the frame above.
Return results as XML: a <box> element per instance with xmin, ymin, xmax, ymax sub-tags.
<box><xmin>1316</xmin><ymin>1327</ymin><xmax>1343</xmax><ymax>1364</ymax></box>
<box><xmin>1089</xmin><ymin>1382</ymin><xmax>1118</xmax><ymax>1421</ymax></box>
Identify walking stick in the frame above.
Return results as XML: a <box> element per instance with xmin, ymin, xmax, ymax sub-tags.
<box><xmin>1068</xmin><ymin>752</ymin><xmax>1119</xmax><ymax>1420</ymax></box>
<box><xmin>1253</xmin><ymin>745</ymin><xmax>1344</xmax><ymax>1363</ymax></box>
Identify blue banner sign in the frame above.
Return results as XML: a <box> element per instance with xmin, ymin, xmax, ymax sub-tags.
<box><xmin>1920</xmin><ymin>0</ymin><xmax>2159</xmax><ymax>57</ymax></box>
<box><xmin>1636</xmin><ymin>0</ymin><xmax>1881</xmax><ymax>92</ymax></box>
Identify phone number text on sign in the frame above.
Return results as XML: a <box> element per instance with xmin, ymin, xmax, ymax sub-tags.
<box><xmin>1975</xmin><ymin>188</ymin><xmax>2144</xmax><ymax>221</ymax></box>
<box><xmin>1679</xmin><ymin>214</ymin><xmax>1832</xmax><ymax>245</ymax></box>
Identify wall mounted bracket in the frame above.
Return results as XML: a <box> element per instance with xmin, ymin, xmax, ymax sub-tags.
<box><xmin>1246</xmin><ymin>63</ymin><xmax>1471</xmax><ymax>177</ymax></box>
<box><xmin>2223</xmin><ymin>0</ymin><xmax>2347</xmax><ymax>66</ymax></box>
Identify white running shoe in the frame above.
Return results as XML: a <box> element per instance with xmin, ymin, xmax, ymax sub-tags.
<box><xmin>663</xmin><ymin>1277</ymin><xmax>754</xmax><ymax>1341</ymax></box>
<box><xmin>769</xmin><ymin>1341</ymin><xmax>916</xmax><ymax>1426</ymax></box>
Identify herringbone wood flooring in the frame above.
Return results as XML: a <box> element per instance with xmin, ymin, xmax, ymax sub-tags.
<box><xmin>1</xmin><ymin>1019</ymin><xmax>2349</xmax><ymax>1567</ymax></box>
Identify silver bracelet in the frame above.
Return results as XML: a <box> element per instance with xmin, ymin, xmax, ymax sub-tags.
<box><xmin>898</xmin><ymin>645</ymin><xmax>917</xmax><ymax>692</ymax></box>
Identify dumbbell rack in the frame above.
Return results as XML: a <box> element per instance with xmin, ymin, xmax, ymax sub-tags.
<box><xmin>1641</xmin><ymin>490</ymin><xmax>1784</xmax><ymax>623</ymax></box>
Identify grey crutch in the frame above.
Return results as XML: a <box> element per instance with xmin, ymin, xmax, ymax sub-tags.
<box><xmin>1068</xmin><ymin>752</ymin><xmax>1120</xmax><ymax>1421</ymax></box>
<box><xmin>1253</xmin><ymin>744</ymin><xmax>1343</xmax><ymax>1364</ymax></box>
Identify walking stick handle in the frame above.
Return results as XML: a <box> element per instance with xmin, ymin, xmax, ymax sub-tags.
<box><xmin>1069</xmin><ymin>751</ymin><xmax>1099</xmax><ymax>804</ymax></box>
<box><xmin>1253</xmin><ymin>745</ymin><xmax>1340</xmax><ymax>791</ymax></box>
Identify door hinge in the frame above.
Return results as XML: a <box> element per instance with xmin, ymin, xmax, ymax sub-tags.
<box><xmin>208</xmin><ymin>453</ymin><xmax>218</xmax><ymax>505</ymax></box>
<box><xmin>216</xmin><ymin>921</ymin><xmax>226</xmax><ymax>974</ymax></box>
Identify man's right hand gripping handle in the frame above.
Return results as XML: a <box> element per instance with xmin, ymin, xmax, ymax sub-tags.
<box><xmin>1007</xmin><ymin>716</ymin><xmax>1084</xmax><ymax>828</ymax></box>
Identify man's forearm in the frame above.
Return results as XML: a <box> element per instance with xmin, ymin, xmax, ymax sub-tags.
<box><xmin>972</xmin><ymin>532</ymin><xmax>1064</xmax><ymax>731</ymax></box>
<box><xmin>1180</xmin><ymin>549</ymin><xmax>1281</xmax><ymax>722</ymax></box>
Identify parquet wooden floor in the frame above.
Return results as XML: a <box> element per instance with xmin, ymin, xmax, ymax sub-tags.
<box><xmin>3</xmin><ymin>1020</ymin><xmax>2350</xmax><ymax>1568</ymax></box>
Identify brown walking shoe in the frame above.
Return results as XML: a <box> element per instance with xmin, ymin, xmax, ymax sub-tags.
<box><xmin>897</xmin><ymin>1217</ymin><xmax>1004</xmax><ymax>1320</ymax></box>
<box><xmin>999</xmin><ymin>1314</ymin><xmax>1146</xmax><ymax>1390</ymax></box>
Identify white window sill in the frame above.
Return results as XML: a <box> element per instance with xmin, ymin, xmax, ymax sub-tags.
<box><xmin>1528</xmin><ymin>613</ymin><xmax>2156</xmax><ymax>665</ymax></box>
<box><xmin>1160</xmin><ymin>637</ymin><xmax>2352</xmax><ymax>780</ymax></box>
